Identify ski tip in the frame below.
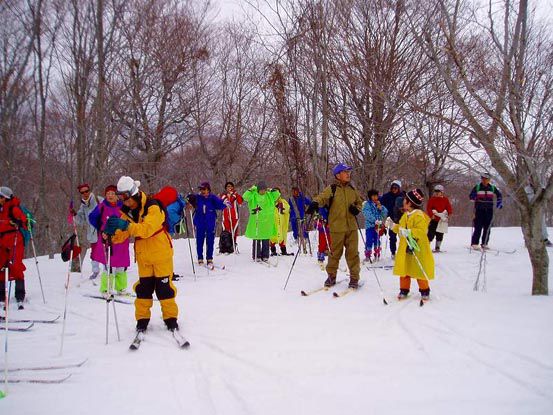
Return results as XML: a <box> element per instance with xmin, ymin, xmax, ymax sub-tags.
<box><xmin>129</xmin><ymin>344</ymin><xmax>139</xmax><ymax>351</ymax></box>
<box><xmin>300</xmin><ymin>291</ymin><xmax>308</xmax><ymax>296</ymax></box>
<box><xmin>332</xmin><ymin>292</ymin><xmax>339</xmax><ymax>298</ymax></box>
<box><xmin>182</xmin><ymin>341</ymin><xmax>191</xmax><ymax>348</ymax></box>
<box><xmin>419</xmin><ymin>299</ymin><xmax>424</xmax><ymax>307</ymax></box>
<box><xmin>383</xmin><ymin>298</ymin><xmax>389</xmax><ymax>305</ymax></box>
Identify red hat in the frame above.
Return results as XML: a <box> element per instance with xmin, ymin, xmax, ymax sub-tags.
<box><xmin>77</xmin><ymin>183</ymin><xmax>90</xmax><ymax>191</ymax></box>
<box><xmin>104</xmin><ymin>185</ymin><xmax>117</xmax><ymax>194</ymax></box>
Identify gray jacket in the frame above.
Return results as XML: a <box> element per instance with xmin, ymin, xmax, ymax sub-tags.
<box><xmin>75</xmin><ymin>193</ymin><xmax>103</xmax><ymax>243</ymax></box>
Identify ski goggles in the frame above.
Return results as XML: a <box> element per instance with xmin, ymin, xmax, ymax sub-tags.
<box><xmin>116</xmin><ymin>191</ymin><xmax>132</xmax><ymax>201</ymax></box>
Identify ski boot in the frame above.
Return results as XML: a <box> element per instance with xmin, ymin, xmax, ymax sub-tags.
<box><xmin>17</xmin><ymin>301</ymin><xmax>24</xmax><ymax>310</ymax></box>
<box><xmin>348</xmin><ymin>278</ymin><xmax>359</xmax><ymax>289</ymax></box>
<box><xmin>420</xmin><ymin>289</ymin><xmax>430</xmax><ymax>302</ymax></box>
<box><xmin>397</xmin><ymin>289</ymin><xmax>409</xmax><ymax>300</ymax></box>
<box><xmin>324</xmin><ymin>274</ymin><xmax>337</xmax><ymax>287</ymax></box>
<box><xmin>270</xmin><ymin>245</ymin><xmax>277</xmax><ymax>256</ymax></box>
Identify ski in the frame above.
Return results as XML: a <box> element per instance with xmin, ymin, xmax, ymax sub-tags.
<box><xmin>6</xmin><ymin>358</ymin><xmax>88</xmax><ymax>373</ymax></box>
<box><xmin>467</xmin><ymin>246</ymin><xmax>516</xmax><ymax>254</ymax></box>
<box><xmin>333</xmin><ymin>281</ymin><xmax>364</xmax><ymax>298</ymax></box>
<box><xmin>301</xmin><ymin>279</ymin><xmax>347</xmax><ymax>296</ymax></box>
<box><xmin>1</xmin><ymin>315</ymin><xmax>60</xmax><ymax>324</ymax></box>
<box><xmin>205</xmin><ymin>263</ymin><xmax>225</xmax><ymax>271</ymax></box>
<box><xmin>83</xmin><ymin>293</ymin><xmax>133</xmax><ymax>304</ymax></box>
<box><xmin>129</xmin><ymin>331</ymin><xmax>145</xmax><ymax>350</ymax></box>
<box><xmin>364</xmin><ymin>265</ymin><xmax>393</xmax><ymax>270</ymax></box>
<box><xmin>171</xmin><ymin>329</ymin><xmax>191</xmax><ymax>348</ymax></box>
<box><xmin>8</xmin><ymin>373</ymin><xmax>72</xmax><ymax>384</ymax></box>
<box><xmin>6</xmin><ymin>322</ymin><xmax>34</xmax><ymax>332</ymax></box>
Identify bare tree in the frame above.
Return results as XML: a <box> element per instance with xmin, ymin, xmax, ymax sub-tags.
<box><xmin>409</xmin><ymin>0</ymin><xmax>553</xmax><ymax>294</ymax></box>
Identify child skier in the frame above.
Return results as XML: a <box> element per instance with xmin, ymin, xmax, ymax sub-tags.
<box><xmin>362</xmin><ymin>189</ymin><xmax>388</xmax><ymax>262</ymax></box>
<box><xmin>88</xmin><ymin>185</ymin><xmax>131</xmax><ymax>295</ymax></box>
<box><xmin>386</xmin><ymin>188</ymin><xmax>434</xmax><ymax>301</ymax></box>
<box><xmin>316</xmin><ymin>206</ymin><xmax>331</xmax><ymax>269</ymax></box>
<box><xmin>426</xmin><ymin>184</ymin><xmax>453</xmax><ymax>252</ymax></box>
<box><xmin>270</xmin><ymin>188</ymin><xmax>291</xmax><ymax>256</ymax></box>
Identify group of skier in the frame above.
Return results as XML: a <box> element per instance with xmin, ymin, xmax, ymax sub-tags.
<box><xmin>1</xmin><ymin>166</ymin><xmax>551</xmax><ymax>340</ymax></box>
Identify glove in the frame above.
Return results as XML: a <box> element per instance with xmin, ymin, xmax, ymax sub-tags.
<box><xmin>348</xmin><ymin>204</ymin><xmax>360</xmax><ymax>216</ymax></box>
<box><xmin>306</xmin><ymin>201</ymin><xmax>319</xmax><ymax>215</ymax></box>
<box><xmin>385</xmin><ymin>217</ymin><xmax>394</xmax><ymax>228</ymax></box>
<box><xmin>276</xmin><ymin>202</ymin><xmax>284</xmax><ymax>214</ymax></box>
<box><xmin>10</xmin><ymin>219</ymin><xmax>23</xmax><ymax>228</ymax></box>
<box><xmin>399</xmin><ymin>227</ymin><xmax>411</xmax><ymax>238</ymax></box>
<box><xmin>496</xmin><ymin>201</ymin><xmax>503</xmax><ymax>209</ymax></box>
<box><xmin>70</xmin><ymin>208</ymin><xmax>77</xmax><ymax>216</ymax></box>
<box><xmin>186</xmin><ymin>193</ymin><xmax>197</xmax><ymax>208</ymax></box>
<box><xmin>224</xmin><ymin>200</ymin><xmax>231</xmax><ymax>208</ymax></box>
<box><xmin>104</xmin><ymin>217</ymin><xmax>129</xmax><ymax>235</ymax></box>
<box><xmin>251</xmin><ymin>206</ymin><xmax>262</xmax><ymax>215</ymax></box>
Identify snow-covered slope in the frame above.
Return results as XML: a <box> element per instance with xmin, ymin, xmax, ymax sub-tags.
<box><xmin>1</xmin><ymin>227</ymin><xmax>552</xmax><ymax>414</ymax></box>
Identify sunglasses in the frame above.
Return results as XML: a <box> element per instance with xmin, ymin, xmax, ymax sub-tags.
<box><xmin>79</xmin><ymin>189</ymin><xmax>90</xmax><ymax>195</ymax></box>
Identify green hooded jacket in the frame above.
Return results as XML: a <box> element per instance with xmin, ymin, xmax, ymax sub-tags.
<box><xmin>243</xmin><ymin>187</ymin><xmax>281</xmax><ymax>239</ymax></box>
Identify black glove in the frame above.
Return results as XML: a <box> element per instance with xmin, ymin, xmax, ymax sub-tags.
<box><xmin>305</xmin><ymin>201</ymin><xmax>319</xmax><ymax>215</ymax></box>
<box><xmin>10</xmin><ymin>219</ymin><xmax>24</xmax><ymax>228</ymax></box>
<box><xmin>251</xmin><ymin>206</ymin><xmax>262</xmax><ymax>214</ymax></box>
<box><xmin>186</xmin><ymin>193</ymin><xmax>197</xmax><ymax>208</ymax></box>
<box><xmin>348</xmin><ymin>204</ymin><xmax>360</xmax><ymax>216</ymax></box>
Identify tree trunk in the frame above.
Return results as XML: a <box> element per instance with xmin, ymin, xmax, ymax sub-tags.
<box><xmin>520</xmin><ymin>206</ymin><xmax>549</xmax><ymax>295</ymax></box>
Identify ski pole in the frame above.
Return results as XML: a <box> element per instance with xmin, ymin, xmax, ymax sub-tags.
<box><xmin>188</xmin><ymin>209</ymin><xmax>198</xmax><ymax>281</ymax></box>
<box><xmin>28</xmin><ymin>228</ymin><xmax>46</xmax><ymax>304</ymax></box>
<box><xmin>283</xmin><ymin>215</ymin><xmax>313</xmax><ymax>290</ymax></box>
<box><xmin>184</xmin><ymin>214</ymin><xmax>195</xmax><ymax>276</ymax></box>
<box><xmin>60</xmin><ymin>234</ymin><xmax>76</xmax><ymax>356</ymax></box>
<box><xmin>354</xmin><ymin>216</ymin><xmax>388</xmax><ymax>305</ymax></box>
<box><xmin>105</xmin><ymin>236</ymin><xmax>120</xmax><ymax>344</ymax></box>
<box><xmin>1</xmin><ymin>239</ymin><xmax>16</xmax><ymax>398</ymax></box>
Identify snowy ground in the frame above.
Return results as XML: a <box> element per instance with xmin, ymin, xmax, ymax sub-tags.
<box><xmin>1</xmin><ymin>226</ymin><xmax>552</xmax><ymax>414</ymax></box>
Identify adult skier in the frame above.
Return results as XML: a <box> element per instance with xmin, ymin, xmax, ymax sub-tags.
<box><xmin>0</xmin><ymin>186</ymin><xmax>28</xmax><ymax>309</ymax></box>
<box><xmin>187</xmin><ymin>182</ymin><xmax>228</xmax><ymax>267</ymax></box>
<box><xmin>103</xmin><ymin>176</ymin><xmax>179</xmax><ymax>333</ymax></box>
<box><xmin>307</xmin><ymin>163</ymin><xmax>364</xmax><ymax>289</ymax></box>
<box><xmin>243</xmin><ymin>182</ymin><xmax>280</xmax><ymax>262</ymax></box>
<box><xmin>426</xmin><ymin>184</ymin><xmax>453</xmax><ymax>252</ymax></box>
<box><xmin>380</xmin><ymin>180</ymin><xmax>405</xmax><ymax>259</ymax></box>
<box><xmin>469</xmin><ymin>173</ymin><xmax>503</xmax><ymax>249</ymax></box>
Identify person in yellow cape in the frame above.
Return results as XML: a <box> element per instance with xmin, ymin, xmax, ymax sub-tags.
<box><xmin>270</xmin><ymin>187</ymin><xmax>291</xmax><ymax>256</ymax></box>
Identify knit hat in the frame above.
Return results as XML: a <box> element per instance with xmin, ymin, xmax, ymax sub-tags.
<box><xmin>0</xmin><ymin>186</ymin><xmax>13</xmax><ymax>199</ymax></box>
<box><xmin>198</xmin><ymin>181</ymin><xmax>211</xmax><ymax>190</ymax></box>
<box><xmin>77</xmin><ymin>183</ymin><xmax>90</xmax><ymax>192</ymax></box>
<box><xmin>116</xmin><ymin>176</ymin><xmax>140</xmax><ymax>197</ymax></box>
<box><xmin>406</xmin><ymin>188</ymin><xmax>424</xmax><ymax>208</ymax></box>
<box><xmin>333</xmin><ymin>163</ymin><xmax>352</xmax><ymax>176</ymax></box>
<box><xmin>257</xmin><ymin>180</ymin><xmax>267</xmax><ymax>190</ymax></box>
<box><xmin>434</xmin><ymin>184</ymin><xmax>444</xmax><ymax>192</ymax></box>
<box><xmin>104</xmin><ymin>185</ymin><xmax>117</xmax><ymax>194</ymax></box>
<box><xmin>391</xmin><ymin>180</ymin><xmax>402</xmax><ymax>188</ymax></box>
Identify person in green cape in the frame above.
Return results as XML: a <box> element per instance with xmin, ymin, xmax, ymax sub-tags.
<box><xmin>243</xmin><ymin>181</ymin><xmax>280</xmax><ymax>262</ymax></box>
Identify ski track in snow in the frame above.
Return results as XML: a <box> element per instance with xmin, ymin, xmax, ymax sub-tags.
<box><xmin>1</xmin><ymin>227</ymin><xmax>553</xmax><ymax>415</ymax></box>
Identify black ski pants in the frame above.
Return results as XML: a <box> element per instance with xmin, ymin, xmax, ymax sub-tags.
<box><xmin>427</xmin><ymin>220</ymin><xmax>444</xmax><ymax>242</ymax></box>
<box><xmin>472</xmin><ymin>210</ymin><xmax>494</xmax><ymax>245</ymax></box>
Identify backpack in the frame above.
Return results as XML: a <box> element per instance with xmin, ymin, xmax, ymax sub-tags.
<box><xmin>9</xmin><ymin>204</ymin><xmax>34</xmax><ymax>247</ymax></box>
<box><xmin>219</xmin><ymin>230</ymin><xmax>234</xmax><ymax>254</ymax></box>
<box><xmin>61</xmin><ymin>234</ymin><xmax>82</xmax><ymax>262</ymax></box>
<box><xmin>148</xmin><ymin>186</ymin><xmax>186</xmax><ymax>235</ymax></box>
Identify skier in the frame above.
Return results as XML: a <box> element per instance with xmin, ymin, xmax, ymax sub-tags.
<box><xmin>103</xmin><ymin>176</ymin><xmax>179</xmax><ymax>332</ymax></box>
<box><xmin>288</xmin><ymin>186</ymin><xmax>311</xmax><ymax>252</ymax></box>
<box><xmin>0</xmin><ymin>186</ymin><xmax>28</xmax><ymax>309</ymax></box>
<box><xmin>385</xmin><ymin>189</ymin><xmax>434</xmax><ymax>301</ymax></box>
<box><xmin>70</xmin><ymin>183</ymin><xmax>103</xmax><ymax>280</ymax></box>
<box><xmin>187</xmin><ymin>182</ymin><xmax>228</xmax><ymax>267</ymax></box>
<box><xmin>243</xmin><ymin>181</ymin><xmax>280</xmax><ymax>262</ymax></box>
<box><xmin>315</xmin><ymin>206</ymin><xmax>331</xmax><ymax>269</ymax></box>
<box><xmin>426</xmin><ymin>184</ymin><xmax>453</xmax><ymax>252</ymax></box>
<box><xmin>307</xmin><ymin>163</ymin><xmax>364</xmax><ymax>289</ymax></box>
<box><xmin>219</xmin><ymin>181</ymin><xmax>243</xmax><ymax>246</ymax></box>
<box><xmin>380</xmin><ymin>180</ymin><xmax>405</xmax><ymax>259</ymax></box>
<box><xmin>88</xmin><ymin>185</ymin><xmax>131</xmax><ymax>295</ymax></box>
<box><xmin>362</xmin><ymin>189</ymin><xmax>388</xmax><ymax>262</ymax></box>
<box><xmin>469</xmin><ymin>173</ymin><xmax>503</xmax><ymax>249</ymax></box>
<box><xmin>270</xmin><ymin>187</ymin><xmax>291</xmax><ymax>256</ymax></box>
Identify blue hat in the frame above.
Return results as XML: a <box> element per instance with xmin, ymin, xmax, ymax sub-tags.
<box><xmin>333</xmin><ymin>163</ymin><xmax>352</xmax><ymax>176</ymax></box>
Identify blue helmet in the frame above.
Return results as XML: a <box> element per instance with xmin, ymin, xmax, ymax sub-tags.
<box><xmin>333</xmin><ymin>163</ymin><xmax>352</xmax><ymax>176</ymax></box>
